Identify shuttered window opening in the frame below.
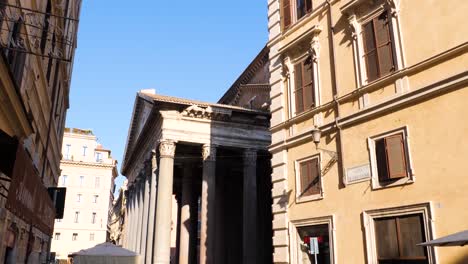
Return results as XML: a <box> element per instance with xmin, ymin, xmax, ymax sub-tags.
<box><xmin>299</xmin><ymin>157</ymin><xmax>321</xmax><ymax>196</ymax></box>
<box><xmin>296</xmin><ymin>0</ymin><xmax>312</xmax><ymax>20</ymax></box>
<box><xmin>375</xmin><ymin>132</ymin><xmax>408</xmax><ymax>182</ymax></box>
<box><xmin>374</xmin><ymin>214</ymin><xmax>428</xmax><ymax>264</ymax></box>
<box><xmin>294</xmin><ymin>56</ymin><xmax>314</xmax><ymax>114</ymax></box>
<box><xmin>282</xmin><ymin>0</ymin><xmax>292</xmax><ymax>30</ymax></box>
<box><xmin>362</xmin><ymin>11</ymin><xmax>395</xmax><ymax>82</ymax></box>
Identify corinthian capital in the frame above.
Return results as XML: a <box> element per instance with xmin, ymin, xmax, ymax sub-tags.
<box><xmin>243</xmin><ymin>149</ymin><xmax>257</xmax><ymax>166</ymax></box>
<box><xmin>202</xmin><ymin>144</ymin><xmax>217</xmax><ymax>162</ymax></box>
<box><xmin>159</xmin><ymin>140</ymin><xmax>176</xmax><ymax>158</ymax></box>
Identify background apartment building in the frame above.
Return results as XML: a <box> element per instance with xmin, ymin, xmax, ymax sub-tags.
<box><xmin>267</xmin><ymin>0</ymin><xmax>467</xmax><ymax>263</ymax></box>
<box><xmin>0</xmin><ymin>0</ymin><xmax>81</xmax><ymax>263</ymax></box>
<box><xmin>51</xmin><ymin>128</ymin><xmax>117</xmax><ymax>260</ymax></box>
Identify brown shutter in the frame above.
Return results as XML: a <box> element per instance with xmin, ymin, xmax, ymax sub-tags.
<box><xmin>374</xmin><ymin>218</ymin><xmax>399</xmax><ymax>259</ymax></box>
<box><xmin>375</xmin><ymin>138</ymin><xmax>389</xmax><ymax>181</ymax></box>
<box><xmin>300</xmin><ymin>162</ymin><xmax>309</xmax><ymax>195</ymax></box>
<box><xmin>308</xmin><ymin>158</ymin><xmax>320</xmax><ymax>195</ymax></box>
<box><xmin>282</xmin><ymin>0</ymin><xmax>291</xmax><ymax>30</ymax></box>
<box><xmin>362</xmin><ymin>20</ymin><xmax>379</xmax><ymax>82</ymax></box>
<box><xmin>398</xmin><ymin>214</ymin><xmax>427</xmax><ymax>258</ymax></box>
<box><xmin>305</xmin><ymin>0</ymin><xmax>312</xmax><ymax>13</ymax></box>
<box><xmin>384</xmin><ymin>133</ymin><xmax>407</xmax><ymax>179</ymax></box>
<box><xmin>303</xmin><ymin>57</ymin><xmax>314</xmax><ymax>109</ymax></box>
<box><xmin>294</xmin><ymin>63</ymin><xmax>304</xmax><ymax>113</ymax></box>
<box><xmin>374</xmin><ymin>12</ymin><xmax>395</xmax><ymax>76</ymax></box>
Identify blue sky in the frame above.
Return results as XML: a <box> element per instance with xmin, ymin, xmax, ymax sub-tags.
<box><xmin>65</xmin><ymin>0</ymin><xmax>269</xmax><ymax>195</ymax></box>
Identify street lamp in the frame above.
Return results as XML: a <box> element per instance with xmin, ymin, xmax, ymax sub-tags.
<box><xmin>311</xmin><ymin>126</ymin><xmax>321</xmax><ymax>147</ymax></box>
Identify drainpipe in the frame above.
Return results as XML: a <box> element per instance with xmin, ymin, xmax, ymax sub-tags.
<box><xmin>326</xmin><ymin>0</ymin><xmax>347</xmax><ymax>187</ymax></box>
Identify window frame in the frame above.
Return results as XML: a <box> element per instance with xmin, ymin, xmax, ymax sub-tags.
<box><xmin>295</xmin><ymin>153</ymin><xmax>323</xmax><ymax>202</ymax></box>
<box><xmin>74</xmin><ymin>211</ymin><xmax>79</xmax><ymax>223</ymax></box>
<box><xmin>281</xmin><ymin>0</ymin><xmax>313</xmax><ymax>32</ymax></box>
<box><xmin>72</xmin><ymin>233</ymin><xmax>78</xmax><ymax>241</ymax></box>
<box><xmin>79</xmin><ymin>175</ymin><xmax>85</xmax><ymax>187</ymax></box>
<box><xmin>54</xmin><ymin>233</ymin><xmax>60</xmax><ymax>240</ymax></box>
<box><xmin>91</xmin><ymin>212</ymin><xmax>96</xmax><ymax>224</ymax></box>
<box><xmin>289</xmin><ymin>215</ymin><xmax>336</xmax><ymax>264</ymax></box>
<box><xmin>344</xmin><ymin>0</ymin><xmax>406</xmax><ymax>94</ymax></box>
<box><xmin>367</xmin><ymin>126</ymin><xmax>414</xmax><ymax>189</ymax></box>
<box><xmin>76</xmin><ymin>193</ymin><xmax>82</xmax><ymax>203</ymax></box>
<box><xmin>362</xmin><ymin>203</ymin><xmax>436</xmax><ymax>264</ymax></box>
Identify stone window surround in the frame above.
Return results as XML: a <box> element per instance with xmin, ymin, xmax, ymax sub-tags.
<box><xmin>367</xmin><ymin>125</ymin><xmax>415</xmax><ymax>190</ymax></box>
<box><xmin>282</xmin><ymin>28</ymin><xmax>322</xmax><ymax>120</ymax></box>
<box><xmin>342</xmin><ymin>0</ymin><xmax>407</xmax><ymax>108</ymax></box>
<box><xmin>294</xmin><ymin>152</ymin><xmax>323</xmax><ymax>203</ymax></box>
<box><xmin>362</xmin><ymin>202</ymin><xmax>437</xmax><ymax>263</ymax></box>
<box><xmin>289</xmin><ymin>215</ymin><xmax>336</xmax><ymax>264</ymax></box>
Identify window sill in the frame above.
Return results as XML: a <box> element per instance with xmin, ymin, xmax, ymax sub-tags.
<box><xmin>372</xmin><ymin>176</ymin><xmax>414</xmax><ymax>190</ymax></box>
<box><xmin>296</xmin><ymin>193</ymin><xmax>323</xmax><ymax>204</ymax></box>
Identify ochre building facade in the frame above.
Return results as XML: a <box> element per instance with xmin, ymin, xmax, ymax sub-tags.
<box><xmin>267</xmin><ymin>0</ymin><xmax>467</xmax><ymax>263</ymax></box>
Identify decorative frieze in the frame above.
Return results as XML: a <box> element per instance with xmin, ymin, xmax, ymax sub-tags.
<box><xmin>182</xmin><ymin>105</ymin><xmax>232</xmax><ymax>121</ymax></box>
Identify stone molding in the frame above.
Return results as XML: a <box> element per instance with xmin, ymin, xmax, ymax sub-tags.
<box><xmin>202</xmin><ymin>144</ymin><xmax>217</xmax><ymax>162</ymax></box>
<box><xmin>159</xmin><ymin>140</ymin><xmax>176</xmax><ymax>158</ymax></box>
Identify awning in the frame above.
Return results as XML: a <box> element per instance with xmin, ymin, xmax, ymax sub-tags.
<box><xmin>70</xmin><ymin>242</ymin><xmax>140</xmax><ymax>264</ymax></box>
<box><xmin>418</xmin><ymin>230</ymin><xmax>468</xmax><ymax>247</ymax></box>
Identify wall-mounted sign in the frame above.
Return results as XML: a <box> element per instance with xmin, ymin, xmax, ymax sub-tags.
<box><xmin>346</xmin><ymin>164</ymin><xmax>371</xmax><ymax>183</ymax></box>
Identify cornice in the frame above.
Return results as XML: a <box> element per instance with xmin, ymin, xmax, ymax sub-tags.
<box><xmin>61</xmin><ymin>160</ymin><xmax>117</xmax><ymax>169</ymax></box>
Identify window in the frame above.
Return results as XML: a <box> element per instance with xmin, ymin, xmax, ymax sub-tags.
<box><xmin>294</xmin><ymin>56</ymin><xmax>315</xmax><ymax>114</ymax></box>
<box><xmin>74</xmin><ymin>211</ymin><xmax>79</xmax><ymax>223</ymax></box>
<box><xmin>82</xmin><ymin>145</ymin><xmax>87</xmax><ymax>156</ymax></box>
<box><xmin>79</xmin><ymin>176</ymin><xmax>85</xmax><ymax>187</ymax></box>
<box><xmin>363</xmin><ymin>203</ymin><xmax>435</xmax><ymax>264</ymax></box>
<box><xmin>72</xmin><ymin>233</ymin><xmax>78</xmax><ymax>241</ymax></box>
<box><xmin>95</xmin><ymin>177</ymin><xmax>100</xmax><ymax>188</ymax></box>
<box><xmin>343</xmin><ymin>0</ymin><xmax>405</xmax><ymax>88</ymax></box>
<box><xmin>61</xmin><ymin>175</ymin><xmax>68</xmax><ymax>186</ymax></box>
<box><xmin>54</xmin><ymin>233</ymin><xmax>60</xmax><ymax>240</ymax></box>
<box><xmin>64</xmin><ymin>144</ymin><xmax>71</xmax><ymax>160</ymax></box>
<box><xmin>368</xmin><ymin>127</ymin><xmax>413</xmax><ymax>189</ymax></box>
<box><xmin>290</xmin><ymin>216</ymin><xmax>335</xmax><ymax>264</ymax></box>
<box><xmin>95</xmin><ymin>152</ymin><xmax>102</xmax><ymax>162</ymax></box>
<box><xmin>295</xmin><ymin>155</ymin><xmax>322</xmax><ymax>202</ymax></box>
<box><xmin>91</xmin><ymin>212</ymin><xmax>96</xmax><ymax>224</ymax></box>
<box><xmin>281</xmin><ymin>0</ymin><xmax>313</xmax><ymax>30</ymax></box>
<box><xmin>296</xmin><ymin>0</ymin><xmax>312</xmax><ymax>20</ymax></box>
<box><xmin>89</xmin><ymin>233</ymin><xmax>94</xmax><ymax>241</ymax></box>
<box><xmin>6</xmin><ymin>19</ymin><xmax>27</xmax><ymax>86</ymax></box>
<box><xmin>374</xmin><ymin>214</ymin><xmax>428</xmax><ymax>263</ymax></box>
<box><xmin>76</xmin><ymin>194</ymin><xmax>82</xmax><ymax>203</ymax></box>
<box><xmin>362</xmin><ymin>11</ymin><xmax>394</xmax><ymax>82</ymax></box>
<box><xmin>93</xmin><ymin>195</ymin><xmax>98</xmax><ymax>203</ymax></box>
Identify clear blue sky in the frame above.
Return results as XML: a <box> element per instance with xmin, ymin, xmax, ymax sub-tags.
<box><xmin>65</xmin><ymin>0</ymin><xmax>268</xmax><ymax>195</ymax></box>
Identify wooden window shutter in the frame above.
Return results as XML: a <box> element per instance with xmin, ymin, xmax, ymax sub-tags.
<box><xmin>375</xmin><ymin>138</ymin><xmax>389</xmax><ymax>181</ymax></box>
<box><xmin>282</xmin><ymin>0</ymin><xmax>292</xmax><ymax>30</ymax></box>
<box><xmin>362</xmin><ymin>20</ymin><xmax>379</xmax><ymax>82</ymax></box>
<box><xmin>300</xmin><ymin>161</ymin><xmax>309</xmax><ymax>195</ymax></box>
<box><xmin>294</xmin><ymin>63</ymin><xmax>304</xmax><ymax>113</ymax></box>
<box><xmin>374</xmin><ymin>12</ymin><xmax>395</xmax><ymax>76</ymax></box>
<box><xmin>308</xmin><ymin>158</ymin><xmax>320</xmax><ymax>195</ymax></box>
<box><xmin>302</xmin><ymin>57</ymin><xmax>314</xmax><ymax>109</ymax></box>
<box><xmin>305</xmin><ymin>0</ymin><xmax>312</xmax><ymax>13</ymax></box>
<box><xmin>384</xmin><ymin>133</ymin><xmax>407</xmax><ymax>179</ymax></box>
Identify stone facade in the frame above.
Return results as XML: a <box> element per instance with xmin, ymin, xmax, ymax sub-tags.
<box><xmin>267</xmin><ymin>0</ymin><xmax>468</xmax><ymax>263</ymax></box>
<box><xmin>121</xmin><ymin>48</ymin><xmax>274</xmax><ymax>264</ymax></box>
<box><xmin>0</xmin><ymin>1</ymin><xmax>81</xmax><ymax>263</ymax></box>
<box><xmin>51</xmin><ymin>129</ymin><xmax>118</xmax><ymax>260</ymax></box>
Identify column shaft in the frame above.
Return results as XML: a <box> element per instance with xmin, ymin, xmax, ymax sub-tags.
<box><xmin>136</xmin><ymin>181</ymin><xmax>143</xmax><ymax>253</ymax></box>
<box><xmin>146</xmin><ymin>151</ymin><xmax>158</xmax><ymax>263</ymax></box>
<box><xmin>178</xmin><ymin>165</ymin><xmax>193</xmax><ymax>264</ymax></box>
<box><xmin>200</xmin><ymin>145</ymin><xmax>216</xmax><ymax>264</ymax></box>
<box><xmin>153</xmin><ymin>141</ymin><xmax>176</xmax><ymax>264</ymax></box>
<box><xmin>243</xmin><ymin>149</ymin><xmax>257</xmax><ymax>264</ymax></box>
<box><xmin>141</xmin><ymin>170</ymin><xmax>150</xmax><ymax>263</ymax></box>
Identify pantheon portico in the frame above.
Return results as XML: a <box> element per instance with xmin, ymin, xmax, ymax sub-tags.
<box><xmin>121</xmin><ymin>88</ymin><xmax>273</xmax><ymax>264</ymax></box>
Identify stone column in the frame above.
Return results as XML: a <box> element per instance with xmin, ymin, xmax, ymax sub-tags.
<box><xmin>129</xmin><ymin>187</ymin><xmax>136</xmax><ymax>251</ymax></box>
<box><xmin>153</xmin><ymin>140</ymin><xmax>176</xmax><ymax>264</ymax></box>
<box><xmin>200</xmin><ymin>144</ymin><xmax>216</xmax><ymax>264</ymax></box>
<box><xmin>178</xmin><ymin>164</ymin><xmax>193</xmax><ymax>264</ymax></box>
<box><xmin>140</xmin><ymin>163</ymin><xmax>151</xmax><ymax>263</ymax></box>
<box><xmin>243</xmin><ymin>149</ymin><xmax>257</xmax><ymax>264</ymax></box>
<box><xmin>146</xmin><ymin>150</ymin><xmax>158</xmax><ymax>264</ymax></box>
<box><xmin>136</xmin><ymin>179</ymin><xmax>143</xmax><ymax>254</ymax></box>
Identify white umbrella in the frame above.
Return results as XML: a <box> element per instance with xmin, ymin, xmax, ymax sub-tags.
<box><xmin>418</xmin><ymin>230</ymin><xmax>468</xmax><ymax>247</ymax></box>
<box><xmin>70</xmin><ymin>242</ymin><xmax>140</xmax><ymax>264</ymax></box>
